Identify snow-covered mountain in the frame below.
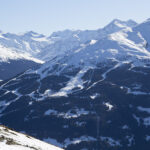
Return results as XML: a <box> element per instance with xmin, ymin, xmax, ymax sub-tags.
<box><xmin>1</xmin><ymin>18</ymin><xmax>150</xmax><ymax>150</ymax></box>
<box><xmin>134</xmin><ymin>18</ymin><xmax>150</xmax><ymax>51</ymax></box>
<box><xmin>0</xmin><ymin>31</ymin><xmax>47</xmax><ymax>80</ymax></box>
<box><xmin>0</xmin><ymin>31</ymin><xmax>50</xmax><ymax>57</ymax></box>
<box><xmin>0</xmin><ymin>125</ymin><xmax>63</xmax><ymax>150</ymax></box>
<box><xmin>0</xmin><ymin>19</ymin><xmax>136</xmax><ymax>62</ymax></box>
<box><xmin>38</xmin><ymin>19</ymin><xmax>137</xmax><ymax>61</ymax></box>
<box><xmin>0</xmin><ymin>19</ymin><xmax>136</xmax><ymax>80</ymax></box>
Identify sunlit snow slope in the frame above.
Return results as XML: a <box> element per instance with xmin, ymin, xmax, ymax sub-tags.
<box><xmin>0</xmin><ymin>125</ymin><xmax>63</xmax><ymax>150</ymax></box>
<box><xmin>0</xmin><ymin>19</ymin><xmax>137</xmax><ymax>80</ymax></box>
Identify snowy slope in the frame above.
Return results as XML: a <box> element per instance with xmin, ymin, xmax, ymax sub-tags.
<box><xmin>133</xmin><ymin>18</ymin><xmax>150</xmax><ymax>51</ymax></box>
<box><xmin>0</xmin><ymin>19</ymin><xmax>137</xmax><ymax>63</ymax></box>
<box><xmin>0</xmin><ymin>125</ymin><xmax>63</xmax><ymax>150</ymax></box>
<box><xmin>0</xmin><ymin>31</ymin><xmax>50</xmax><ymax>58</ymax></box>
<box><xmin>0</xmin><ymin>31</ymin><xmax>46</xmax><ymax>80</ymax></box>
<box><xmin>0</xmin><ymin>44</ymin><xmax>43</xmax><ymax>80</ymax></box>
<box><xmin>0</xmin><ymin>45</ymin><xmax>43</xmax><ymax>63</ymax></box>
<box><xmin>0</xmin><ymin>31</ymin><xmax>49</xmax><ymax>63</ymax></box>
<box><xmin>38</xmin><ymin>19</ymin><xmax>137</xmax><ymax>61</ymax></box>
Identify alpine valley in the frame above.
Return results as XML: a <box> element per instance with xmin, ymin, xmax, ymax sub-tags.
<box><xmin>0</xmin><ymin>18</ymin><xmax>150</xmax><ymax>150</ymax></box>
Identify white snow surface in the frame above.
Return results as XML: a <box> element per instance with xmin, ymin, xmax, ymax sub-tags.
<box><xmin>49</xmin><ymin>67</ymin><xmax>89</xmax><ymax>97</ymax></box>
<box><xmin>0</xmin><ymin>45</ymin><xmax>43</xmax><ymax>63</ymax></box>
<box><xmin>104</xmin><ymin>102</ymin><xmax>114</xmax><ymax>111</ymax></box>
<box><xmin>0</xmin><ymin>18</ymin><xmax>138</xmax><ymax>64</ymax></box>
<box><xmin>90</xmin><ymin>93</ymin><xmax>100</xmax><ymax>99</ymax></box>
<box><xmin>100</xmin><ymin>136</ymin><xmax>121</xmax><ymax>147</ymax></box>
<box><xmin>44</xmin><ymin>135</ymin><xmax>97</xmax><ymax>148</ymax></box>
<box><xmin>0</xmin><ymin>125</ymin><xmax>63</xmax><ymax>150</ymax></box>
<box><xmin>0</xmin><ymin>31</ymin><xmax>50</xmax><ymax>63</ymax></box>
<box><xmin>137</xmin><ymin>106</ymin><xmax>150</xmax><ymax>114</ymax></box>
<box><xmin>143</xmin><ymin>117</ymin><xmax>150</xmax><ymax>126</ymax></box>
<box><xmin>58</xmin><ymin>108</ymin><xmax>90</xmax><ymax>119</ymax></box>
<box><xmin>63</xmin><ymin>136</ymin><xmax>97</xmax><ymax>147</ymax></box>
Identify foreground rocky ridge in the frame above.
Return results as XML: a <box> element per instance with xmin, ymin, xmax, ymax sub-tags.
<box><xmin>0</xmin><ymin>125</ymin><xmax>63</xmax><ymax>150</ymax></box>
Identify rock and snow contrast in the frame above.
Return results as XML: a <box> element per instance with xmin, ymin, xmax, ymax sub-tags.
<box><xmin>0</xmin><ymin>125</ymin><xmax>63</xmax><ymax>150</ymax></box>
<box><xmin>0</xmin><ymin>31</ymin><xmax>48</xmax><ymax>80</ymax></box>
<box><xmin>0</xmin><ymin>19</ymin><xmax>137</xmax><ymax>80</ymax></box>
<box><xmin>0</xmin><ymin>19</ymin><xmax>150</xmax><ymax>150</ymax></box>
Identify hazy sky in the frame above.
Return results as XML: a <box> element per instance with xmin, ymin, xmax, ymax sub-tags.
<box><xmin>0</xmin><ymin>0</ymin><xmax>149</xmax><ymax>35</ymax></box>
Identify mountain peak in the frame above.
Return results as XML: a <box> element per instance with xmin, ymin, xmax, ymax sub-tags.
<box><xmin>140</xmin><ymin>18</ymin><xmax>150</xmax><ymax>25</ymax></box>
<box><xmin>111</xmin><ymin>18</ymin><xmax>123</xmax><ymax>23</ymax></box>
<box><xmin>49</xmin><ymin>29</ymin><xmax>80</xmax><ymax>39</ymax></box>
<box><xmin>125</xmin><ymin>19</ymin><xmax>137</xmax><ymax>26</ymax></box>
<box><xmin>23</xmin><ymin>31</ymin><xmax>45</xmax><ymax>38</ymax></box>
<box><xmin>25</xmin><ymin>31</ymin><xmax>38</xmax><ymax>35</ymax></box>
<box><xmin>109</xmin><ymin>19</ymin><xmax>137</xmax><ymax>28</ymax></box>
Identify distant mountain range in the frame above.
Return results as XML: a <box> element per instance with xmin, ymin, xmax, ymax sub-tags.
<box><xmin>0</xmin><ymin>18</ymin><xmax>150</xmax><ymax>150</ymax></box>
<box><xmin>0</xmin><ymin>19</ymin><xmax>137</xmax><ymax>80</ymax></box>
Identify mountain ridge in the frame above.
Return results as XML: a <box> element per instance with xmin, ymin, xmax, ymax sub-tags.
<box><xmin>0</xmin><ymin>125</ymin><xmax>63</xmax><ymax>150</ymax></box>
<box><xmin>0</xmin><ymin>18</ymin><xmax>150</xmax><ymax>150</ymax></box>
<box><xmin>0</xmin><ymin>18</ymin><xmax>138</xmax><ymax>80</ymax></box>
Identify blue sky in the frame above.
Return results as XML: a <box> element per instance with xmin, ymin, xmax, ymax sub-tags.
<box><xmin>0</xmin><ymin>0</ymin><xmax>150</xmax><ymax>35</ymax></box>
